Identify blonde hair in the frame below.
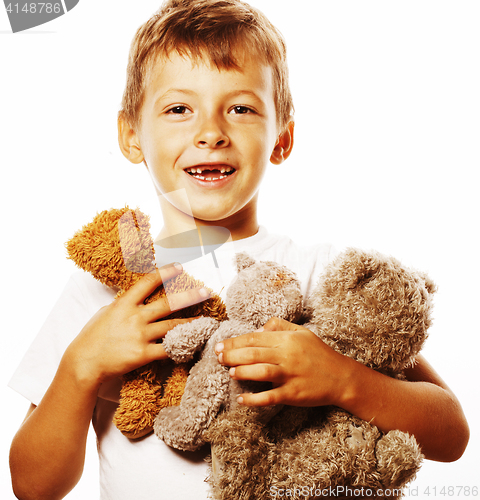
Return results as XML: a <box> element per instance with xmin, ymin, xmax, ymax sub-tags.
<box><xmin>120</xmin><ymin>0</ymin><xmax>293</xmax><ymax>131</ymax></box>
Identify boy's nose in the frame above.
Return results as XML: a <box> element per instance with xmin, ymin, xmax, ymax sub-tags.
<box><xmin>194</xmin><ymin>118</ymin><xmax>229</xmax><ymax>149</ymax></box>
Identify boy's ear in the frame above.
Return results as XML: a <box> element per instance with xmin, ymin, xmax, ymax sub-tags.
<box><xmin>270</xmin><ymin>119</ymin><xmax>294</xmax><ymax>165</ymax></box>
<box><xmin>118</xmin><ymin>113</ymin><xmax>145</xmax><ymax>164</ymax></box>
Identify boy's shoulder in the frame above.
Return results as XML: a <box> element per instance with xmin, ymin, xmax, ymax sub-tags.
<box><xmin>8</xmin><ymin>271</ymin><xmax>116</xmax><ymax>406</ymax></box>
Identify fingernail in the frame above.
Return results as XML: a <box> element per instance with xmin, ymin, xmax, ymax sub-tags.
<box><xmin>174</xmin><ymin>262</ymin><xmax>183</xmax><ymax>271</ymax></box>
<box><xmin>218</xmin><ymin>353</ymin><xmax>224</xmax><ymax>364</ymax></box>
<box><xmin>215</xmin><ymin>343</ymin><xmax>224</xmax><ymax>353</ymax></box>
<box><xmin>229</xmin><ymin>367</ymin><xmax>235</xmax><ymax>377</ymax></box>
<box><xmin>255</xmin><ymin>326</ymin><xmax>264</xmax><ymax>332</ymax></box>
<box><xmin>237</xmin><ymin>396</ymin><xmax>244</xmax><ymax>405</ymax></box>
<box><xmin>199</xmin><ymin>287</ymin><xmax>210</xmax><ymax>299</ymax></box>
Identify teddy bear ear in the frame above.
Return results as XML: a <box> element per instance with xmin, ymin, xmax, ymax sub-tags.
<box><xmin>235</xmin><ymin>252</ymin><xmax>256</xmax><ymax>272</ymax></box>
<box><xmin>418</xmin><ymin>271</ymin><xmax>437</xmax><ymax>295</ymax></box>
<box><xmin>339</xmin><ymin>248</ymin><xmax>380</xmax><ymax>289</ymax></box>
<box><xmin>118</xmin><ymin>209</ymin><xmax>156</xmax><ymax>274</ymax></box>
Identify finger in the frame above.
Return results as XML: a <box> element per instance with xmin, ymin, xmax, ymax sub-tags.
<box><xmin>215</xmin><ymin>329</ymin><xmax>299</xmax><ymax>363</ymax></box>
<box><xmin>145</xmin><ymin>316</ymin><xmax>202</xmax><ymax>341</ymax></box>
<box><xmin>237</xmin><ymin>387</ymin><xmax>285</xmax><ymax>407</ymax></box>
<box><xmin>219</xmin><ymin>345</ymin><xmax>281</xmax><ymax>367</ymax></box>
<box><xmin>262</xmin><ymin>317</ymin><xmax>304</xmax><ymax>332</ymax></box>
<box><xmin>157</xmin><ymin>262</ymin><xmax>185</xmax><ymax>283</ymax></box>
<box><xmin>215</xmin><ymin>331</ymin><xmax>282</xmax><ymax>355</ymax></box>
<box><xmin>228</xmin><ymin>364</ymin><xmax>284</xmax><ymax>384</ymax></box>
<box><xmin>142</xmin><ymin>287</ymin><xmax>210</xmax><ymax>322</ymax></box>
<box><xmin>146</xmin><ymin>343</ymin><xmax>169</xmax><ymax>361</ymax></box>
<box><xmin>124</xmin><ymin>263</ymin><xmax>184</xmax><ymax>305</ymax></box>
<box><xmin>165</xmin><ymin>286</ymin><xmax>210</xmax><ymax>312</ymax></box>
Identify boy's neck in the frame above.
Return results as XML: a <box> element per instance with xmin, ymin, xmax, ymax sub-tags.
<box><xmin>155</xmin><ymin>197</ymin><xmax>259</xmax><ymax>248</ymax></box>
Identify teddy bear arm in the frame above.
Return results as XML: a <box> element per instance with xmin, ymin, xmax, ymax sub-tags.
<box><xmin>206</xmin><ymin>407</ymin><xmax>275</xmax><ymax>500</ymax></box>
<box><xmin>323</xmin><ymin>409</ymin><xmax>422</xmax><ymax>492</ymax></box>
<box><xmin>375</xmin><ymin>429</ymin><xmax>424</xmax><ymax>490</ymax></box>
<box><xmin>162</xmin><ymin>316</ymin><xmax>220</xmax><ymax>363</ymax></box>
<box><xmin>113</xmin><ymin>362</ymin><xmax>163</xmax><ymax>439</ymax></box>
<box><xmin>154</xmin><ymin>351</ymin><xmax>230</xmax><ymax>451</ymax></box>
<box><xmin>270</xmin><ymin>408</ymin><xmax>422</xmax><ymax>495</ymax></box>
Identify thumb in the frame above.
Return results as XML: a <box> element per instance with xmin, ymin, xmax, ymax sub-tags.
<box><xmin>261</xmin><ymin>317</ymin><xmax>303</xmax><ymax>332</ymax></box>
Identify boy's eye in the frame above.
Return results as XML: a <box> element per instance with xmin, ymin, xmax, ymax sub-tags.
<box><xmin>166</xmin><ymin>105</ymin><xmax>191</xmax><ymax>114</ymax></box>
<box><xmin>230</xmin><ymin>105</ymin><xmax>255</xmax><ymax>115</ymax></box>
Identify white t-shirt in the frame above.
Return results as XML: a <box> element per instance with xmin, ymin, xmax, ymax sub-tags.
<box><xmin>9</xmin><ymin>226</ymin><xmax>335</xmax><ymax>500</ymax></box>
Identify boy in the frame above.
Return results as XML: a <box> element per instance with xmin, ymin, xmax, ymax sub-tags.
<box><xmin>9</xmin><ymin>0</ymin><xmax>469</xmax><ymax>499</ymax></box>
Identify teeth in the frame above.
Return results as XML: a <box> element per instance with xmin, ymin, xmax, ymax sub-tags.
<box><xmin>194</xmin><ymin>175</ymin><xmax>229</xmax><ymax>181</ymax></box>
<box><xmin>206</xmin><ymin>175</ymin><xmax>229</xmax><ymax>181</ymax></box>
<box><xmin>186</xmin><ymin>166</ymin><xmax>234</xmax><ymax>174</ymax></box>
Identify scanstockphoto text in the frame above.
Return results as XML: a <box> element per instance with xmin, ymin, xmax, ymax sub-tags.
<box><xmin>269</xmin><ymin>485</ymin><xmax>479</xmax><ymax>498</ymax></box>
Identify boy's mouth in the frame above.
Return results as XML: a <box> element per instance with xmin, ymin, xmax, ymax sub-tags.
<box><xmin>184</xmin><ymin>165</ymin><xmax>236</xmax><ymax>181</ymax></box>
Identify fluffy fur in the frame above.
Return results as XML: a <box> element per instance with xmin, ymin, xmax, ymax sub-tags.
<box><xmin>66</xmin><ymin>207</ymin><xmax>227</xmax><ymax>438</ymax></box>
<box><xmin>205</xmin><ymin>248</ymin><xmax>436</xmax><ymax>499</ymax></box>
<box><xmin>154</xmin><ymin>253</ymin><xmax>304</xmax><ymax>451</ymax></box>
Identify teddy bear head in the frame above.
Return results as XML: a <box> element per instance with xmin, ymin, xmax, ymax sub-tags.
<box><xmin>225</xmin><ymin>253</ymin><xmax>304</xmax><ymax>330</ymax></box>
<box><xmin>65</xmin><ymin>207</ymin><xmax>155</xmax><ymax>291</ymax></box>
<box><xmin>308</xmin><ymin>248</ymin><xmax>436</xmax><ymax>374</ymax></box>
<box><xmin>66</xmin><ymin>207</ymin><xmax>227</xmax><ymax>318</ymax></box>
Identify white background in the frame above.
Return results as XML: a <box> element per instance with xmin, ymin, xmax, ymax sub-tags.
<box><xmin>1</xmin><ymin>1</ymin><xmax>478</xmax><ymax>498</ymax></box>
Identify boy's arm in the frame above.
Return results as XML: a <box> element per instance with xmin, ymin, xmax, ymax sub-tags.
<box><xmin>216</xmin><ymin>317</ymin><xmax>469</xmax><ymax>464</ymax></box>
<box><xmin>9</xmin><ymin>265</ymin><xmax>209</xmax><ymax>500</ymax></box>
<box><xmin>10</xmin><ymin>362</ymin><xmax>100</xmax><ymax>500</ymax></box>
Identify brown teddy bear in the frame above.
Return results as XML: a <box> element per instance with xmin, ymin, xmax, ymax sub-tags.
<box><xmin>204</xmin><ymin>248</ymin><xmax>436</xmax><ymax>499</ymax></box>
<box><xmin>66</xmin><ymin>207</ymin><xmax>227</xmax><ymax>438</ymax></box>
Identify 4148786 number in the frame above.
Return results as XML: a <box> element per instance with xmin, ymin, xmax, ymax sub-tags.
<box><xmin>5</xmin><ymin>3</ymin><xmax>62</xmax><ymax>14</ymax></box>
<box><xmin>423</xmin><ymin>486</ymin><xmax>478</xmax><ymax>496</ymax></box>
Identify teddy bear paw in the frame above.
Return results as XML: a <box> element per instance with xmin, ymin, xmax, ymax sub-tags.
<box><xmin>376</xmin><ymin>430</ymin><xmax>424</xmax><ymax>490</ymax></box>
<box><xmin>163</xmin><ymin>316</ymin><xmax>220</xmax><ymax>363</ymax></box>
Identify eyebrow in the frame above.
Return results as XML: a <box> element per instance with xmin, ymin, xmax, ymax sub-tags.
<box><xmin>154</xmin><ymin>88</ymin><xmax>197</xmax><ymax>105</ymax></box>
<box><xmin>155</xmin><ymin>88</ymin><xmax>265</xmax><ymax>106</ymax></box>
<box><xmin>225</xmin><ymin>90</ymin><xmax>265</xmax><ymax>103</ymax></box>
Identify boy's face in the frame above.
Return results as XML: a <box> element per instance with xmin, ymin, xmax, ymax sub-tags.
<box><xmin>121</xmin><ymin>52</ymin><xmax>292</xmax><ymax>226</ymax></box>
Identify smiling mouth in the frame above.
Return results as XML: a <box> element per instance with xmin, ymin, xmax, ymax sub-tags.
<box><xmin>184</xmin><ymin>165</ymin><xmax>236</xmax><ymax>181</ymax></box>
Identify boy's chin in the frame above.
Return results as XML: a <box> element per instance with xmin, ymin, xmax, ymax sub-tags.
<box><xmin>191</xmin><ymin>208</ymin><xmax>235</xmax><ymax>223</ymax></box>
<box><xmin>192</xmin><ymin>196</ymin><xmax>258</xmax><ymax>226</ymax></box>
<box><xmin>185</xmin><ymin>198</ymin><xmax>238</xmax><ymax>222</ymax></box>
<box><xmin>159</xmin><ymin>190</ymin><xmax>233</xmax><ymax>222</ymax></box>
<box><xmin>160</xmin><ymin>188</ymin><xmax>256</xmax><ymax>231</ymax></box>
<box><xmin>168</xmin><ymin>201</ymin><xmax>234</xmax><ymax>224</ymax></box>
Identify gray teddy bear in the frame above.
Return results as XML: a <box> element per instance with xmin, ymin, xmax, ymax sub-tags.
<box><xmin>154</xmin><ymin>249</ymin><xmax>435</xmax><ymax>500</ymax></box>
<box><xmin>153</xmin><ymin>252</ymin><xmax>304</xmax><ymax>451</ymax></box>
<box><xmin>205</xmin><ymin>248</ymin><xmax>435</xmax><ymax>500</ymax></box>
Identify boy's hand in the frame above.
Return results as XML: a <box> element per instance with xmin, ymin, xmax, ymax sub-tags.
<box><xmin>65</xmin><ymin>263</ymin><xmax>210</xmax><ymax>390</ymax></box>
<box><xmin>215</xmin><ymin>317</ymin><xmax>355</xmax><ymax>407</ymax></box>
<box><xmin>215</xmin><ymin>320</ymin><xmax>471</xmax><ymax>463</ymax></box>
